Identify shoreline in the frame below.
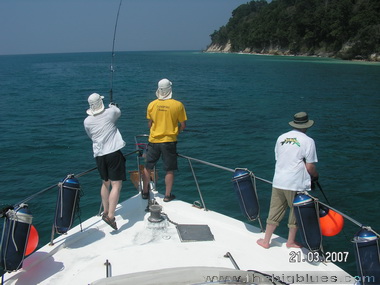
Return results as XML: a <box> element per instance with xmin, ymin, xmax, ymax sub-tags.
<box><xmin>203</xmin><ymin>49</ymin><xmax>380</xmax><ymax>63</ymax></box>
<box><xmin>204</xmin><ymin>43</ymin><xmax>380</xmax><ymax>62</ymax></box>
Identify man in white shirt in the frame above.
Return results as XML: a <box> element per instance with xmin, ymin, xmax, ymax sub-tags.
<box><xmin>257</xmin><ymin>112</ymin><xmax>319</xmax><ymax>249</ymax></box>
<box><xmin>84</xmin><ymin>93</ymin><xmax>126</xmax><ymax>230</ymax></box>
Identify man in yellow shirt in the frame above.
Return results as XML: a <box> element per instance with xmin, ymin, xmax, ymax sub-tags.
<box><xmin>142</xmin><ymin>78</ymin><xmax>187</xmax><ymax>202</ymax></box>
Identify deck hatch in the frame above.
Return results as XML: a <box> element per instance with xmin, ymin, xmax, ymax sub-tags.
<box><xmin>176</xmin><ymin>224</ymin><xmax>214</xmax><ymax>242</ymax></box>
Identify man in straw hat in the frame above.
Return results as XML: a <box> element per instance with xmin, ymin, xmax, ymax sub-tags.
<box><xmin>257</xmin><ymin>111</ymin><xmax>319</xmax><ymax>249</ymax></box>
<box><xmin>142</xmin><ymin>78</ymin><xmax>187</xmax><ymax>202</ymax></box>
<box><xmin>84</xmin><ymin>93</ymin><xmax>126</xmax><ymax>230</ymax></box>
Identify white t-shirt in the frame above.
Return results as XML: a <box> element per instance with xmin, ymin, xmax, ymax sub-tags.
<box><xmin>84</xmin><ymin>105</ymin><xmax>125</xmax><ymax>157</ymax></box>
<box><xmin>272</xmin><ymin>129</ymin><xmax>318</xmax><ymax>191</ymax></box>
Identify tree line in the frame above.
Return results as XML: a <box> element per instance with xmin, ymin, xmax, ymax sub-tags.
<box><xmin>208</xmin><ymin>0</ymin><xmax>380</xmax><ymax>60</ymax></box>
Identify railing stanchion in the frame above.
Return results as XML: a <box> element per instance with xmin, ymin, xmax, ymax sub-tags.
<box><xmin>187</xmin><ymin>158</ymin><xmax>207</xmax><ymax>211</ymax></box>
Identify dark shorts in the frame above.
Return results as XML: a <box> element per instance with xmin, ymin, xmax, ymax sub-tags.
<box><xmin>96</xmin><ymin>150</ymin><xmax>126</xmax><ymax>181</ymax></box>
<box><xmin>145</xmin><ymin>142</ymin><xmax>178</xmax><ymax>171</ymax></box>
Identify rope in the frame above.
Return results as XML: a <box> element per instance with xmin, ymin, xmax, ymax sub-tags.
<box><xmin>161</xmin><ymin>212</ymin><xmax>179</xmax><ymax>226</ymax></box>
<box><xmin>2</xmin><ymin>204</ymin><xmax>32</xmax><ymax>255</ymax></box>
<box><xmin>9</xmin><ymin>210</ymin><xmax>19</xmax><ymax>252</ymax></box>
<box><xmin>233</xmin><ymin>168</ymin><xmax>260</xmax><ymax>221</ymax></box>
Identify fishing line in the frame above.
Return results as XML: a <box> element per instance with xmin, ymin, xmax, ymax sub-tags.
<box><xmin>109</xmin><ymin>0</ymin><xmax>123</xmax><ymax>103</ymax></box>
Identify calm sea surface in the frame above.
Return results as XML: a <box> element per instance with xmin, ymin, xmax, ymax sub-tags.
<box><xmin>1</xmin><ymin>51</ymin><xmax>379</xmax><ymax>276</ymax></box>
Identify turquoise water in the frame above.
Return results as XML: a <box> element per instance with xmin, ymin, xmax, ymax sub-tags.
<box><xmin>1</xmin><ymin>51</ymin><xmax>380</xmax><ymax>276</ymax></box>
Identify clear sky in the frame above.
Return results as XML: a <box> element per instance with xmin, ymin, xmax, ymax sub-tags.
<box><xmin>0</xmin><ymin>0</ymin><xmax>249</xmax><ymax>55</ymax></box>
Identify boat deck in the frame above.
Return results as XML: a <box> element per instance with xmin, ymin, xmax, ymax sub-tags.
<box><xmin>3</xmin><ymin>191</ymin><xmax>353</xmax><ymax>284</ymax></box>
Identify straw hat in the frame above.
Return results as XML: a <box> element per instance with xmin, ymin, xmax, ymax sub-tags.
<box><xmin>86</xmin><ymin>93</ymin><xmax>105</xmax><ymax>116</ymax></box>
<box><xmin>289</xmin><ymin>112</ymin><xmax>314</xmax><ymax>129</ymax></box>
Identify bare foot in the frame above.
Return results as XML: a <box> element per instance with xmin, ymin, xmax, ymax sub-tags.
<box><xmin>286</xmin><ymin>242</ymin><xmax>302</xmax><ymax>248</ymax></box>
<box><xmin>257</xmin><ymin>238</ymin><xmax>270</xmax><ymax>249</ymax></box>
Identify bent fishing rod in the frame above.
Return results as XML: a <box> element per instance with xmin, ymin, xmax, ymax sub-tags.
<box><xmin>109</xmin><ymin>0</ymin><xmax>123</xmax><ymax>104</ymax></box>
<box><xmin>1</xmin><ymin>1</ymin><xmax>126</xmax><ymax>214</ymax></box>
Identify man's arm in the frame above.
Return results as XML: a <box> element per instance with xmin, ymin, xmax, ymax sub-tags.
<box><xmin>179</xmin><ymin>121</ymin><xmax>186</xmax><ymax>133</ymax></box>
<box><xmin>305</xmin><ymin>162</ymin><xmax>318</xmax><ymax>179</ymax></box>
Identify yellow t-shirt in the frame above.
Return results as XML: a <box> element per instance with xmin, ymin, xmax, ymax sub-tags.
<box><xmin>147</xmin><ymin>99</ymin><xmax>187</xmax><ymax>143</ymax></box>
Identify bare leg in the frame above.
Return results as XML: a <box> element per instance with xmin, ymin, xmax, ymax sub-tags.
<box><xmin>257</xmin><ymin>224</ymin><xmax>277</xmax><ymax>249</ymax></box>
<box><xmin>286</xmin><ymin>227</ymin><xmax>302</xmax><ymax>248</ymax></box>
<box><xmin>101</xmin><ymin>180</ymin><xmax>111</xmax><ymax>216</ymax></box>
<box><xmin>107</xmin><ymin>180</ymin><xmax>122</xmax><ymax>220</ymax></box>
<box><xmin>142</xmin><ymin>167</ymin><xmax>151</xmax><ymax>194</ymax></box>
<box><xmin>165</xmin><ymin>171</ymin><xmax>174</xmax><ymax>196</ymax></box>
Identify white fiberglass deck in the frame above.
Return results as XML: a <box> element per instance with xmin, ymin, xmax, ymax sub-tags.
<box><xmin>3</xmin><ymin>191</ymin><xmax>354</xmax><ymax>285</ymax></box>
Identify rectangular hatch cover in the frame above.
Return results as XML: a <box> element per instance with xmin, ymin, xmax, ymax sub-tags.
<box><xmin>176</xmin><ymin>224</ymin><xmax>214</xmax><ymax>242</ymax></box>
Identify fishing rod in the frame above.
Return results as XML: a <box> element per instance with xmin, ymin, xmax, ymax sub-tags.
<box><xmin>315</xmin><ymin>181</ymin><xmax>331</xmax><ymax>205</ymax></box>
<box><xmin>314</xmin><ymin>181</ymin><xmax>360</xmax><ymax>238</ymax></box>
<box><xmin>304</xmin><ymin>189</ymin><xmax>380</xmax><ymax>237</ymax></box>
<box><xmin>109</xmin><ymin>0</ymin><xmax>123</xmax><ymax>103</ymax></box>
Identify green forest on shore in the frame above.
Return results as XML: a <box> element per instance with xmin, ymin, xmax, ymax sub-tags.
<box><xmin>207</xmin><ymin>0</ymin><xmax>380</xmax><ymax>61</ymax></box>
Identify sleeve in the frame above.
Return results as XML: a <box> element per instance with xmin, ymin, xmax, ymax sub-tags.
<box><xmin>178</xmin><ymin>103</ymin><xmax>187</xmax><ymax>122</ymax></box>
<box><xmin>109</xmin><ymin>105</ymin><xmax>121</xmax><ymax>122</ymax></box>
<box><xmin>146</xmin><ymin>102</ymin><xmax>153</xmax><ymax>120</ymax></box>
<box><xmin>84</xmin><ymin>124</ymin><xmax>92</xmax><ymax>139</ymax></box>
<box><xmin>305</xmin><ymin>138</ymin><xmax>318</xmax><ymax>163</ymax></box>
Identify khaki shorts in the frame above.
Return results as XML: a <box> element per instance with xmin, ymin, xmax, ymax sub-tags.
<box><xmin>266</xmin><ymin>187</ymin><xmax>297</xmax><ymax>228</ymax></box>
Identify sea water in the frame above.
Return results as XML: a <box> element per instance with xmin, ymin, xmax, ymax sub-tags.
<box><xmin>1</xmin><ymin>51</ymin><xmax>379</xmax><ymax>276</ymax></box>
